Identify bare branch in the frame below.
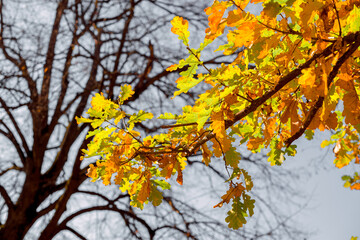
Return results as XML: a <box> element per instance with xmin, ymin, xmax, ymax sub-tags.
<box><xmin>0</xmin><ymin>97</ymin><xmax>30</xmax><ymax>154</ymax></box>
<box><xmin>0</xmin><ymin>122</ymin><xmax>26</xmax><ymax>164</ymax></box>
<box><xmin>64</xmin><ymin>226</ymin><xmax>86</xmax><ymax>240</ymax></box>
<box><xmin>55</xmin><ymin>205</ymin><xmax>155</xmax><ymax>240</ymax></box>
<box><xmin>0</xmin><ymin>164</ymin><xmax>23</xmax><ymax>177</ymax></box>
<box><xmin>0</xmin><ymin>185</ymin><xmax>13</xmax><ymax>210</ymax></box>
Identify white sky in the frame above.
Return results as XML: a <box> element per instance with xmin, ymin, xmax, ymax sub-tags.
<box><xmin>283</xmin><ymin>135</ymin><xmax>360</xmax><ymax>240</ymax></box>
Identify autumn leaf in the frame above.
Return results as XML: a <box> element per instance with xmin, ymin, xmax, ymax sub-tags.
<box><xmin>149</xmin><ymin>185</ymin><xmax>163</xmax><ymax>206</ymax></box>
<box><xmin>170</xmin><ymin>16</ymin><xmax>190</xmax><ymax>46</ymax></box>
<box><xmin>225</xmin><ymin>194</ymin><xmax>255</xmax><ymax>229</ymax></box>
<box><xmin>137</xmin><ymin>177</ymin><xmax>151</xmax><ymax>203</ymax></box>
<box><xmin>247</xmin><ymin>137</ymin><xmax>263</xmax><ymax>152</ymax></box>
<box><xmin>225</xmin><ymin>198</ymin><xmax>247</xmax><ymax>229</ymax></box>
<box><xmin>214</xmin><ymin>183</ymin><xmax>245</xmax><ymax>208</ymax></box>
<box><xmin>87</xmin><ymin>164</ymin><xmax>99</xmax><ymax>182</ymax></box>
<box><xmin>198</xmin><ymin>140</ymin><xmax>212</xmax><ymax>165</ymax></box>
<box><xmin>225</xmin><ymin>147</ymin><xmax>241</xmax><ymax>168</ymax></box>
<box><xmin>211</xmin><ymin>111</ymin><xmax>226</xmax><ymax>139</ymax></box>
<box><xmin>91</xmin><ymin>93</ymin><xmax>118</xmax><ymax>112</ymax></box>
<box><xmin>119</xmin><ymin>84</ymin><xmax>135</xmax><ymax>104</ymax></box>
<box><xmin>204</xmin><ymin>1</ymin><xmax>231</xmax><ymax>39</ymax></box>
<box><xmin>346</xmin><ymin>5</ymin><xmax>360</xmax><ymax>34</ymax></box>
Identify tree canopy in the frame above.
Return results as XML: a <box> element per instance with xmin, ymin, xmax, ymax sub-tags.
<box><xmin>77</xmin><ymin>0</ymin><xmax>360</xmax><ymax>229</ymax></box>
<box><xmin>2</xmin><ymin>1</ymin><xmax>255</xmax><ymax>239</ymax></box>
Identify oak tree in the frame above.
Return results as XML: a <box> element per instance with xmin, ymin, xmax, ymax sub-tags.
<box><xmin>78</xmin><ymin>0</ymin><xmax>360</xmax><ymax>229</ymax></box>
<box><xmin>0</xmin><ymin>0</ymin><xmax>256</xmax><ymax>239</ymax></box>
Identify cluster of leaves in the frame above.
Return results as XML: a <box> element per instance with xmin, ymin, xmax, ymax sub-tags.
<box><xmin>77</xmin><ymin>0</ymin><xmax>360</xmax><ymax>229</ymax></box>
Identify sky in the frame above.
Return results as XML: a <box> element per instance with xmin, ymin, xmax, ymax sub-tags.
<box><xmin>283</xmin><ymin>135</ymin><xmax>360</xmax><ymax>240</ymax></box>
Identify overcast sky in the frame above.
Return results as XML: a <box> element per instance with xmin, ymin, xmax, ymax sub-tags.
<box><xmin>283</xmin><ymin>134</ymin><xmax>360</xmax><ymax>240</ymax></box>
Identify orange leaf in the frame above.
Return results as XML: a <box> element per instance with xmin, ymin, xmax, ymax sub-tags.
<box><xmin>264</xmin><ymin>118</ymin><xmax>277</xmax><ymax>143</ymax></box>
<box><xmin>87</xmin><ymin>164</ymin><xmax>98</xmax><ymax>181</ymax></box>
<box><xmin>214</xmin><ymin>183</ymin><xmax>245</xmax><ymax>208</ymax></box>
<box><xmin>350</xmin><ymin>183</ymin><xmax>360</xmax><ymax>190</ymax></box>
<box><xmin>205</xmin><ymin>1</ymin><xmax>231</xmax><ymax>39</ymax></box>
<box><xmin>176</xmin><ymin>168</ymin><xmax>183</xmax><ymax>185</ymax></box>
<box><xmin>211</xmin><ymin>111</ymin><xmax>226</xmax><ymax>139</ymax></box>
<box><xmin>201</xmin><ymin>143</ymin><xmax>212</xmax><ymax>166</ymax></box>
<box><xmin>137</xmin><ymin>177</ymin><xmax>151</xmax><ymax>203</ymax></box>
<box><xmin>247</xmin><ymin>137</ymin><xmax>263</xmax><ymax>150</ymax></box>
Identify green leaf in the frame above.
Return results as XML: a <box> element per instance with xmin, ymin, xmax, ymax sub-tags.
<box><xmin>119</xmin><ymin>84</ymin><xmax>135</xmax><ymax>104</ymax></box>
<box><xmin>173</xmin><ymin>75</ymin><xmax>205</xmax><ymax>97</ymax></box>
<box><xmin>76</xmin><ymin>116</ymin><xmax>93</xmax><ymax>124</ymax></box>
<box><xmin>285</xmin><ymin>144</ymin><xmax>297</xmax><ymax>157</ymax></box>
<box><xmin>85</xmin><ymin>127</ymin><xmax>116</xmax><ymax>157</ymax></box>
<box><xmin>87</xmin><ymin>108</ymin><xmax>103</xmax><ymax>118</ymax></box>
<box><xmin>158</xmin><ymin>112</ymin><xmax>178</xmax><ymax>120</ymax></box>
<box><xmin>226</xmin><ymin>168</ymin><xmax>241</xmax><ymax>182</ymax></box>
<box><xmin>347</xmin><ymin>5</ymin><xmax>360</xmax><ymax>34</ymax></box>
<box><xmin>91</xmin><ymin>119</ymin><xmax>103</xmax><ymax>129</ymax></box>
<box><xmin>344</xmin><ymin>181</ymin><xmax>351</xmax><ymax>188</ymax></box>
<box><xmin>225</xmin><ymin>147</ymin><xmax>241</xmax><ymax>168</ymax></box>
<box><xmin>267</xmin><ymin>139</ymin><xmax>285</xmax><ymax>165</ymax></box>
<box><xmin>224</xmin><ymin>194</ymin><xmax>255</xmax><ymax>229</ymax></box>
<box><xmin>128</xmin><ymin>110</ymin><xmax>154</xmax><ymax>129</ymax></box>
<box><xmin>241</xmin><ymin>169</ymin><xmax>253</xmax><ymax>191</ymax></box>
<box><xmin>304</xmin><ymin>129</ymin><xmax>314</xmax><ymax>140</ymax></box>
<box><xmin>149</xmin><ymin>185</ymin><xmax>163</xmax><ymax>206</ymax></box>
<box><xmin>225</xmin><ymin>197</ymin><xmax>246</xmax><ymax>229</ymax></box>
<box><xmin>260</xmin><ymin>28</ymin><xmax>275</xmax><ymax>38</ymax></box>
<box><xmin>243</xmin><ymin>193</ymin><xmax>255</xmax><ymax>217</ymax></box>
<box><xmin>152</xmin><ymin>179</ymin><xmax>171</xmax><ymax>190</ymax></box>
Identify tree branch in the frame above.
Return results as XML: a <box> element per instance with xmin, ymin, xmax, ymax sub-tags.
<box><xmin>0</xmin><ymin>122</ymin><xmax>26</xmax><ymax>165</ymax></box>
<box><xmin>0</xmin><ymin>185</ymin><xmax>14</xmax><ymax>210</ymax></box>
<box><xmin>186</xmin><ymin>31</ymin><xmax>360</xmax><ymax>155</ymax></box>
<box><xmin>56</xmin><ymin>205</ymin><xmax>155</xmax><ymax>240</ymax></box>
<box><xmin>0</xmin><ymin>97</ymin><xmax>30</xmax><ymax>154</ymax></box>
<box><xmin>285</xmin><ymin>33</ymin><xmax>360</xmax><ymax>147</ymax></box>
<box><xmin>64</xmin><ymin>226</ymin><xmax>86</xmax><ymax>240</ymax></box>
<box><xmin>0</xmin><ymin>164</ymin><xmax>23</xmax><ymax>177</ymax></box>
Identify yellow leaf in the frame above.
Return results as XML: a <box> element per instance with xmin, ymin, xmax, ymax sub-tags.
<box><xmin>170</xmin><ymin>16</ymin><xmax>190</xmax><ymax>45</ymax></box>
<box><xmin>119</xmin><ymin>84</ymin><xmax>135</xmax><ymax>104</ymax></box>
<box><xmin>91</xmin><ymin>93</ymin><xmax>117</xmax><ymax>112</ymax></box>
<box><xmin>232</xmin><ymin>0</ymin><xmax>250</xmax><ymax>10</ymax></box>
<box><xmin>298</xmin><ymin>67</ymin><xmax>316</xmax><ymax>87</ymax></box>
<box><xmin>114</xmin><ymin>111</ymin><xmax>125</xmax><ymax>125</ymax></box>
<box><xmin>166</xmin><ymin>64</ymin><xmax>178</xmax><ymax>72</ymax></box>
